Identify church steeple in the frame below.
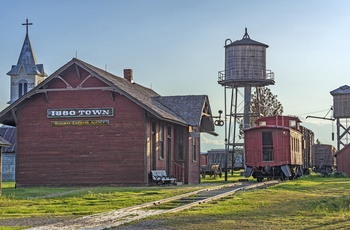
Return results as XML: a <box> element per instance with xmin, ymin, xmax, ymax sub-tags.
<box><xmin>7</xmin><ymin>18</ymin><xmax>46</xmax><ymax>104</ymax></box>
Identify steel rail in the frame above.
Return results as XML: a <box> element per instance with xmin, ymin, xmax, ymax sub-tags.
<box><xmin>162</xmin><ymin>180</ymin><xmax>279</xmax><ymax>214</ymax></box>
<box><xmin>28</xmin><ymin>181</ymin><xmax>279</xmax><ymax>230</ymax></box>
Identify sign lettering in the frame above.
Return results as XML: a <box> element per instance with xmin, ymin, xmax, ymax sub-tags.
<box><xmin>51</xmin><ymin>120</ymin><xmax>110</xmax><ymax>126</ymax></box>
<box><xmin>47</xmin><ymin>108</ymin><xmax>114</xmax><ymax>118</ymax></box>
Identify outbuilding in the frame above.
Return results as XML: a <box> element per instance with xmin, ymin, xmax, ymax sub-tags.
<box><xmin>0</xmin><ymin>58</ymin><xmax>217</xmax><ymax>187</ymax></box>
<box><xmin>0</xmin><ymin>135</ymin><xmax>11</xmax><ymax>195</ymax></box>
<box><xmin>335</xmin><ymin>144</ymin><xmax>350</xmax><ymax>177</ymax></box>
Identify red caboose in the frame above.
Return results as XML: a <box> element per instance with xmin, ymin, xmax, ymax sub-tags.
<box><xmin>244</xmin><ymin>115</ymin><xmax>304</xmax><ymax>182</ymax></box>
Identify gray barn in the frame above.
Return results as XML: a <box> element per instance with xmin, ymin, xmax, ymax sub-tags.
<box><xmin>0</xmin><ymin>126</ymin><xmax>16</xmax><ymax>181</ymax></box>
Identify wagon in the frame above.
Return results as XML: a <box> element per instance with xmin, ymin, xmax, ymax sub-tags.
<box><xmin>200</xmin><ymin>163</ymin><xmax>222</xmax><ymax>179</ymax></box>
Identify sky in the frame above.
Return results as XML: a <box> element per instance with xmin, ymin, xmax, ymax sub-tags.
<box><xmin>1</xmin><ymin>0</ymin><xmax>349</xmax><ymax>151</ymax></box>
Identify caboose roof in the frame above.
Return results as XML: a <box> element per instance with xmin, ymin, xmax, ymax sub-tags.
<box><xmin>244</xmin><ymin>125</ymin><xmax>292</xmax><ymax>132</ymax></box>
<box><xmin>0</xmin><ymin>58</ymin><xmax>216</xmax><ymax>135</ymax></box>
<box><xmin>255</xmin><ymin>115</ymin><xmax>301</xmax><ymax>125</ymax></box>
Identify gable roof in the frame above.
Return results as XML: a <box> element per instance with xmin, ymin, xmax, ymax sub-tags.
<box><xmin>0</xmin><ymin>58</ymin><xmax>216</xmax><ymax>135</ymax></box>
<box><xmin>335</xmin><ymin>144</ymin><xmax>350</xmax><ymax>157</ymax></box>
<box><xmin>0</xmin><ymin>132</ymin><xmax>11</xmax><ymax>148</ymax></box>
<box><xmin>0</xmin><ymin>126</ymin><xmax>15</xmax><ymax>152</ymax></box>
<box><xmin>154</xmin><ymin>95</ymin><xmax>217</xmax><ymax>136</ymax></box>
<box><xmin>154</xmin><ymin>95</ymin><xmax>206</xmax><ymax>126</ymax></box>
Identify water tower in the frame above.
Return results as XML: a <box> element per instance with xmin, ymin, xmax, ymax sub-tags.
<box><xmin>218</xmin><ymin>28</ymin><xmax>275</xmax><ymax>180</ymax></box>
<box><xmin>330</xmin><ymin>85</ymin><xmax>350</xmax><ymax>150</ymax></box>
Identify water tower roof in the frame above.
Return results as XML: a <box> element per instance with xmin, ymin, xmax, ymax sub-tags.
<box><xmin>330</xmin><ymin>85</ymin><xmax>350</xmax><ymax>95</ymax></box>
<box><xmin>226</xmin><ymin>28</ymin><xmax>269</xmax><ymax>48</ymax></box>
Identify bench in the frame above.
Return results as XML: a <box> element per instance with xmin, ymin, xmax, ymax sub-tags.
<box><xmin>151</xmin><ymin>170</ymin><xmax>176</xmax><ymax>186</ymax></box>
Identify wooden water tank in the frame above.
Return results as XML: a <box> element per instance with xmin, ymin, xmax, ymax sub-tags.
<box><xmin>219</xmin><ymin>28</ymin><xmax>274</xmax><ymax>87</ymax></box>
<box><xmin>330</xmin><ymin>85</ymin><xmax>350</xmax><ymax>118</ymax></box>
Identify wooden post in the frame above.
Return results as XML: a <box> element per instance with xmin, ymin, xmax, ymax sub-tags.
<box><xmin>182</xmin><ymin>163</ymin><xmax>185</xmax><ymax>184</ymax></box>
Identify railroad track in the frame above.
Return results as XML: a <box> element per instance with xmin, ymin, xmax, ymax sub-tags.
<box><xmin>29</xmin><ymin>180</ymin><xmax>279</xmax><ymax>230</ymax></box>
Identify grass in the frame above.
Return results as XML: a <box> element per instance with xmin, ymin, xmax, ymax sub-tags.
<box><xmin>1</xmin><ymin>172</ymin><xmax>350</xmax><ymax>229</ymax></box>
<box><xmin>0</xmin><ymin>185</ymin><xmax>207</xmax><ymax>217</ymax></box>
<box><xmin>124</xmin><ymin>174</ymin><xmax>350</xmax><ymax>229</ymax></box>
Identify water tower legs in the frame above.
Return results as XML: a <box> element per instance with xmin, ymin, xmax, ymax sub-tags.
<box><xmin>244</xmin><ymin>86</ymin><xmax>252</xmax><ymax>129</ymax></box>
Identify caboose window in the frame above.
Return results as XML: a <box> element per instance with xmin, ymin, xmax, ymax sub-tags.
<box><xmin>259</xmin><ymin>121</ymin><xmax>266</xmax><ymax>126</ymax></box>
<box><xmin>289</xmin><ymin>120</ymin><xmax>296</xmax><ymax>128</ymax></box>
<box><xmin>262</xmin><ymin>131</ymin><xmax>273</xmax><ymax>161</ymax></box>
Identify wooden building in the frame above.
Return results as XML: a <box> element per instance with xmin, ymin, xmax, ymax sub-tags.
<box><xmin>312</xmin><ymin>144</ymin><xmax>336</xmax><ymax>172</ymax></box>
<box><xmin>0</xmin><ymin>136</ymin><xmax>11</xmax><ymax>195</ymax></box>
<box><xmin>300</xmin><ymin>126</ymin><xmax>314</xmax><ymax>173</ymax></box>
<box><xmin>0</xmin><ymin>58</ymin><xmax>217</xmax><ymax>187</ymax></box>
<box><xmin>334</xmin><ymin>145</ymin><xmax>350</xmax><ymax>176</ymax></box>
<box><xmin>0</xmin><ymin>126</ymin><xmax>16</xmax><ymax>181</ymax></box>
<box><xmin>330</xmin><ymin>85</ymin><xmax>350</xmax><ymax>150</ymax></box>
<box><xmin>202</xmin><ymin>149</ymin><xmax>244</xmax><ymax>171</ymax></box>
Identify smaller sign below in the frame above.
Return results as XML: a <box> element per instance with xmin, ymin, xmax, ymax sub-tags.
<box><xmin>51</xmin><ymin>120</ymin><xmax>110</xmax><ymax>126</ymax></box>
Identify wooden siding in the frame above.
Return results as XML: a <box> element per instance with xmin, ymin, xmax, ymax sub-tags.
<box><xmin>336</xmin><ymin>145</ymin><xmax>350</xmax><ymax>176</ymax></box>
<box><xmin>245</xmin><ymin>127</ymin><xmax>303</xmax><ymax>167</ymax></box>
<box><xmin>2</xmin><ymin>153</ymin><xmax>15</xmax><ymax>181</ymax></box>
<box><xmin>144</xmin><ymin>120</ymin><xmax>200</xmax><ymax>184</ymax></box>
<box><xmin>289</xmin><ymin>129</ymin><xmax>303</xmax><ymax>166</ymax></box>
<box><xmin>256</xmin><ymin>115</ymin><xmax>300</xmax><ymax>130</ymax></box>
<box><xmin>187</xmin><ymin>127</ymin><xmax>200</xmax><ymax>184</ymax></box>
<box><xmin>300</xmin><ymin>126</ymin><xmax>314</xmax><ymax>170</ymax></box>
<box><xmin>1</xmin><ymin>60</ymin><xmax>206</xmax><ymax>186</ymax></box>
<box><xmin>333</xmin><ymin>94</ymin><xmax>350</xmax><ymax>118</ymax></box>
<box><xmin>200</xmin><ymin>153</ymin><xmax>208</xmax><ymax>166</ymax></box>
<box><xmin>15</xmin><ymin>68</ymin><xmax>147</xmax><ymax>186</ymax></box>
<box><xmin>313</xmin><ymin>144</ymin><xmax>336</xmax><ymax>168</ymax></box>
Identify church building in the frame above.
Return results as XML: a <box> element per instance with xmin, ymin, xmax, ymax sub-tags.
<box><xmin>0</xmin><ymin>20</ymin><xmax>217</xmax><ymax>187</ymax></box>
<box><xmin>7</xmin><ymin>19</ymin><xmax>46</xmax><ymax>104</ymax></box>
<box><xmin>1</xmin><ymin>19</ymin><xmax>46</xmax><ymax>183</ymax></box>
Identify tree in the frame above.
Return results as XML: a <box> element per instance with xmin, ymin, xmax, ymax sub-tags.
<box><xmin>251</xmin><ymin>87</ymin><xmax>283</xmax><ymax>119</ymax></box>
<box><xmin>238</xmin><ymin>87</ymin><xmax>283</xmax><ymax>138</ymax></box>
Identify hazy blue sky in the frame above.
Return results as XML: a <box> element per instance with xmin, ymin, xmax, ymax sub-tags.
<box><xmin>1</xmin><ymin>0</ymin><xmax>349</xmax><ymax>151</ymax></box>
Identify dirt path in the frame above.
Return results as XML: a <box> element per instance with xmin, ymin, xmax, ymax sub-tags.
<box><xmin>26</xmin><ymin>181</ymin><xmax>278</xmax><ymax>230</ymax></box>
<box><xmin>27</xmin><ymin>208</ymin><xmax>165</xmax><ymax>230</ymax></box>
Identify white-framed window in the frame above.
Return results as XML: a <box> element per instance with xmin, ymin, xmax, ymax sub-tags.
<box><xmin>18</xmin><ymin>80</ymin><xmax>28</xmax><ymax>98</ymax></box>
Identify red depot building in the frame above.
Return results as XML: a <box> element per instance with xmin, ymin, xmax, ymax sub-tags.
<box><xmin>0</xmin><ymin>58</ymin><xmax>217</xmax><ymax>187</ymax></box>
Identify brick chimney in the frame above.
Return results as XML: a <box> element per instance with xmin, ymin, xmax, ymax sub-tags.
<box><xmin>124</xmin><ymin>69</ymin><xmax>133</xmax><ymax>82</ymax></box>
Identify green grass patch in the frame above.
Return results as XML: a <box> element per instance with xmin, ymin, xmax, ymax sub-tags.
<box><xmin>0</xmin><ymin>182</ymin><xmax>208</xmax><ymax>222</ymax></box>
<box><xmin>2</xmin><ymin>173</ymin><xmax>350</xmax><ymax>229</ymax></box>
<box><xmin>131</xmin><ymin>174</ymin><xmax>350</xmax><ymax>229</ymax></box>
<box><xmin>200</xmin><ymin>169</ymin><xmax>251</xmax><ymax>184</ymax></box>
